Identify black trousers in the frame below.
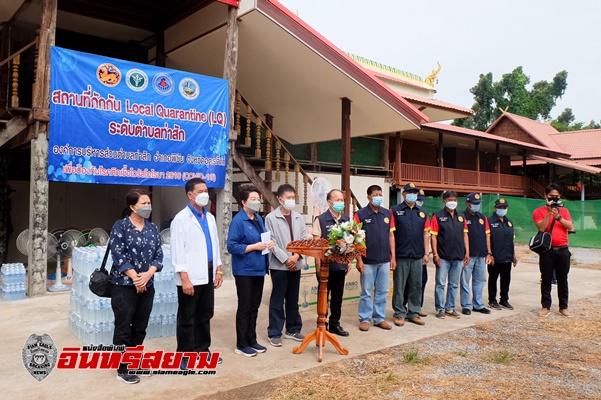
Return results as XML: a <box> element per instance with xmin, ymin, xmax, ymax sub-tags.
<box><xmin>316</xmin><ymin>270</ymin><xmax>346</xmax><ymax>327</ymax></box>
<box><xmin>539</xmin><ymin>247</ymin><xmax>571</xmax><ymax>310</ymax></box>
<box><xmin>488</xmin><ymin>262</ymin><xmax>512</xmax><ymax>303</ymax></box>
<box><xmin>176</xmin><ymin>267</ymin><xmax>214</xmax><ymax>353</ymax></box>
<box><xmin>235</xmin><ymin>275</ymin><xmax>264</xmax><ymax>349</ymax></box>
<box><xmin>268</xmin><ymin>269</ymin><xmax>302</xmax><ymax>338</ymax></box>
<box><xmin>404</xmin><ymin>264</ymin><xmax>428</xmax><ymax>307</ymax></box>
<box><xmin>111</xmin><ymin>284</ymin><xmax>154</xmax><ymax>374</ymax></box>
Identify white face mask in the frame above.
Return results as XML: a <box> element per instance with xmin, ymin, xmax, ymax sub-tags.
<box><xmin>445</xmin><ymin>201</ymin><xmax>458</xmax><ymax>211</ymax></box>
<box><xmin>195</xmin><ymin>192</ymin><xmax>210</xmax><ymax>207</ymax></box>
<box><xmin>282</xmin><ymin>199</ymin><xmax>296</xmax><ymax>211</ymax></box>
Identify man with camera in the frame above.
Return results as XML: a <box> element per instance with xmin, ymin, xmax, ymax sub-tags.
<box><xmin>532</xmin><ymin>184</ymin><xmax>574</xmax><ymax>317</ymax></box>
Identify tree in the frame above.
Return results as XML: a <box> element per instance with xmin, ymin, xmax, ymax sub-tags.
<box><xmin>550</xmin><ymin>108</ymin><xmax>601</xmax><ymax>132</ymax></box>
<box><xmin>453</xmin><ymin>67</ymin><xmax>568</xmax><ymax>131</ymax></box>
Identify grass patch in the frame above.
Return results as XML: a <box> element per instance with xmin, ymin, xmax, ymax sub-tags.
<box><xmin>403</xmin><ymin>349</ymin><xmax>431</xmax><ymax>365</ymax></box>
<box><xmin>456</xmin><ymin>347</ymin><xmax>469</xmax><ymax>357</ymax></box>
<box><xmin>490</xmin><ymin>350</ymin><xmax>512</xmax><ymax>364</ymax></box>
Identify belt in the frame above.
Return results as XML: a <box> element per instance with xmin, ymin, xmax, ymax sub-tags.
<box><xmin>208</xmin><ymin>261</ymin><xmax>213</xmax><ymax>268</ymax></box>
<box><xmin>551</xmin><ymin>246</ymin><xmax>568</xmax><ymax>251</ymax></box>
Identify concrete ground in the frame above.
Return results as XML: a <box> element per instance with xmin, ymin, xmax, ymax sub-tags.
<box><xmin>3</xmin><ymin>260</ymin><xmax>601</xmax><ymax>400</ymax></box>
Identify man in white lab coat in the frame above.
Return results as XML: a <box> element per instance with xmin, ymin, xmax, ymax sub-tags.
<box><xmin>171</xmin><ymin>178</ymin><xmax>223</xmax><ymax>366</ymax></box>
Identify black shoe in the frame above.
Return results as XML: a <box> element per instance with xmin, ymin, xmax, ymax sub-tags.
<box><xmin>489</xmin><ymin>301</ymin><xmax>502</xmax><ymax>310</ymax></box>
<box><xmin>116</xmin><ymin>373</ymin><xmax>140</xmax><ymax>384</ymax></box>
<box><xmin>462</xmin><ymin>308</ymin><xmax>471</xmax><ymax>315</ymax></box>
<box><xmin>473</xmin><ymin>307</ymin><xmax>491</xmax><ymax>314</ymax></box>
<box><xmin>499</xmin><ymin>301</ymin><xmax>514</xmax><ymax>310</ymax></box>
<box><xmin>552</xmin><ymin>280</ymin><xmax>557</xmax><ymax>285</ymax></box>
<box><xmin>328</xmin><ymin>325</ymin><xmax>349</xmax><ymax>337</ymax></box>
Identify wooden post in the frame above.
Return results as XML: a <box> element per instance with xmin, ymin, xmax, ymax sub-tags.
<box><xmin>383</xmin><ymin>133</ymin><xmax>389</xmax><ymax>175</ymax></box>
<box><xmin>0</xmin><ymin>153</ymin><xmax>8</xmax><ymax>264</ymax></box>
<box><xmin>522</xmin><ymin>154</ymin><xmax>527</xmax><ymax>178</ymax></box>
<box><xmin>216</xmin><ymin>4</ymin><xmax>239</xmax><ymax>279</ymax></box>
<box><xmin>438</xmin><ymin>132</ymin><xmax>444</xmax><ymax>184</ymax></box>
<box><xmin>475</xmin><ymin>140</ymin><xmax>480</xmax><ymax>186</ymax></box>
<box><xmin>310</xmin><ymin>142</ymin><xmax>317</xmax><ymax>165</ymax></box>
<box><xmin>497</xmin><ymin>143</ymin><xmax>501</xmax><ymax>188</ymax></box>
<box><xmin>156</xmin><ymin>31</ymin><xmax>166</xmax><ymax>67</ymax></box>
<box><xmin>395</xmin><ymin>132</ymin><xmax>402</xmax><ymax>186</ymax></box>
<box><xmin>341</xmin><ymin>98</ymin><xmax>351</xmax><ymax>214</ymax></box>
<box><xmin>28</xmin><ymin>0</ymin><xmax>57</xmax><ymax>297</ymax></box>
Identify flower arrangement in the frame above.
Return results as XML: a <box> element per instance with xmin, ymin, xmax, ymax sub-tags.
<box><xmin>325</xmin><ymin>220</ymin><xmax>367</xmax><ymax>264</ymax></box>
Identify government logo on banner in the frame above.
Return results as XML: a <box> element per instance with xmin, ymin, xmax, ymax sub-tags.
<box><xmin>48</xmin><ymin>47</ymin><xmax>229</xmax><ymax>188</ymax></box>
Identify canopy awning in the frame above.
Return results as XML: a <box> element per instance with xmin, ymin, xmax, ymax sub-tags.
<box><xmin>164</xmin><ymin>0</ymin><xmax>428</xmax><ymax>144</ymax></box>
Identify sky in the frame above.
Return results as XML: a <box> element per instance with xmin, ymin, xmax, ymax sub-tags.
<box><xmin>278</xmin><ymin>0</ymin><xmax>600</xmax><ymax>124</ymax></box>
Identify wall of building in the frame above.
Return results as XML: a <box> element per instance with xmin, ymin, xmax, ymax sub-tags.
<box><xmin>490</xmin><ymin>118</ymin><xmax>540</xmax><ymax>146</ymax></box>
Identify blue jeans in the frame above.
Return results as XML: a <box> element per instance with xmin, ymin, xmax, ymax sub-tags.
<box><xmin>435</xmin><ymin>259</ymin><xmax>462</xmax><ymax>311</ymax></box>
<box><xmin>460</xmin><ymin>256</ymin><xmax>487</xmax><ymax>310</ymax></box>
<box><xmin>358</xmin><ymin>262</ymin><xmax>390</xmax><ymax>324</ymax></box>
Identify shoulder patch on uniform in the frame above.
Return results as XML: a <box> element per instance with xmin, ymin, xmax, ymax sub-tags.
<box><xmin>479</xmin><ymin>218</ymin><xmax>484</xmax><ymax>225</ymax></box>
<box><xmin>458</xmin><ymin>216</ymin><xmax>464</xmax><ymax>222</ymax></box>
<box><xmin>384</xmin><ymin>217</ymin><xmax>390</xmax><ymax>224</ymax></box>
<box><xmin>419</xmin><ymin>212</ymin><xmax>425</xmax><ymax>218</ymax></box>
<box><xmin>508</xmin><ymin>222</ymin><xmax>513</xmax><ymax>227</ymax></box>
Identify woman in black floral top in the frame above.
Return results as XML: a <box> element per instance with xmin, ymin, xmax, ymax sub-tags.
<box><xmin>109</xmin><ymin>188</ymin><xmax>163</xmax><ymax>384</ymax></box>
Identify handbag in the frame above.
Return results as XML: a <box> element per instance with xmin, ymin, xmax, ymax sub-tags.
<box><xmin>89</xmin><ymin>245</ymin><xmax>113</xmax><ymax>298</ymax></box>
<box><xmin>529</xmin><ymin>218</ymin><xmax>556</xmax><ymax>254</ymax></box>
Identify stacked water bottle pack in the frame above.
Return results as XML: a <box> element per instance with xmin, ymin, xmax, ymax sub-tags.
<box><xmin>1</xmin><ymin>263</ymin><xmax>27</xmax><ymax>302</ymax></box>
<box><xmin>68</xmin><ymin>245</ymin><xmax>176</xmax><ymax>344</ymax></box>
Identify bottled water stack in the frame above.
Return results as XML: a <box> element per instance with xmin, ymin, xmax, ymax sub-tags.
<box><xmin>69</xmin><ymin>245</ymin><xmax>176</xmax><ymax>344</ymax></box>
<box><xmin>1</xmin><ymin>263</ymin><xmax>27</xmax><ymax>302</ymax></box>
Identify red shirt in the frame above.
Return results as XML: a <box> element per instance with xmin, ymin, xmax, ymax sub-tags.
<box><xmin>532</xmin><ymin>206</ymin><xmax>571</xmax><ymax>247</ymax></box>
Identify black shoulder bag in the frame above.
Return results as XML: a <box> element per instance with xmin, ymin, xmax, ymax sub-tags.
<box><xmin>89</xmin><ymin>245</ymin><xmax>113</xmax><ymax>298</ymax></box>
<box><xmin>529</xmin><ymin>218</ymin><xmax>556</xmax><ymax>255</ymax></box>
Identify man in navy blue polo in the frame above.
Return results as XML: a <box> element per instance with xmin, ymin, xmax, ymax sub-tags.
<box><xmin>488</xmin><ymin>198</ymin><xmax>518</xmax><ymax>310</ymax></box>
<box><xmin>391</xmin><ymin>183</ymin><xmax>430</xmax><ymax>327</ymax></box>
<box><xmin>405</xmin><ymin>188</ymin><xmax>430</xmax><ymax>316</ymax></box>
<box><xmin>312</xmin><ymin>189</ymin><xmax>351</xmax><ymax>337</ymax></box>
<box><xmin>354</xmin><ymin>185</ymin><xmax>395</xmax><ymax>331</ymax></box>
<box><xmin>460</xmin><ymin>193</ymin><xmax>492</xmax><ymax>315</ymax></box>
<box><xmin>430</xmin><ymin>191</ymin><xmax>469</xmax><ymax>319</ymax></box>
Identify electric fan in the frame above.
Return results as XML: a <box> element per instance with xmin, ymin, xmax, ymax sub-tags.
<box><xmin>160</xmin><ymin>228</ymin><xmax>171</xmax><ymax>245</ymax></box>
<box><xmin>310</xmin><ymin>177</ymin><xmax>333</xmax><ymax>218</ymax></box>
<box><xmin>48</xmin><ymin>229</ymin><xmax>85</xmax><ymax>292</ymax></box>
<box><xmin>15</xmin><ymin>229</ymin><xmax>58</xmax><ymax>288</ymax></box>
<box><xmin>86</xmin><ymin>228</ymin><xmax>109</xmax><ymax>247</ymax></box>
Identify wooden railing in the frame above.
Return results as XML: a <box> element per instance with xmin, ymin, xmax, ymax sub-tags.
<box><xmin>234</xmin><ymin>91</ymin><xmax>361</xmax><ymax>214</ymax></box>
<box><xmin>0</xmin><ymin>36</ymin><xmax>38</xmax><ymax>109</ymax></box>
<box><xmin>390</xmin><ymin>162</ymin><xmax>534</xmax><ymax>193</ymax></box>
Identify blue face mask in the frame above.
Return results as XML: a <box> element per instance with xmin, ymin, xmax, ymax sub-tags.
<box><xmin>469</xmin><ymin>204</ymin><xmax>481</xmax><ymax>213</ymax></box>
<box><xmin>371</xmin><ymin>196</ymin><xmax>383</xmax><ymax>207</ymax></box>
<box><xmin>405</xmin><ymin>193</ymin><xmax>418</xmax><ymax>203</ymax></box>
<box><xmin>496</xmin><ymin>208</ymin><xmax>508</xmax><ymax>217</ymax></box>
<box><xmin>332</xmin><ymin>202</ymin><xmax>345</xmax><ymax>213</ymax></box>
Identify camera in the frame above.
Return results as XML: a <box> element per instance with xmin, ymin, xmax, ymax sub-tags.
<box><xmin>549</xmin><ymin>199</ymin><xmax>563</xmax><ymax>208</ymax></box>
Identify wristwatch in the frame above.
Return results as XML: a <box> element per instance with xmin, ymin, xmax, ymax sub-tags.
<box><xmin>556</xmin><ymin>216</ymin><xmax>563</xmax><ymax>221</ymax></box>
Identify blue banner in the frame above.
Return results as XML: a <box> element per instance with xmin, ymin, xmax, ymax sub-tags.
<box><xmin>48</xmin><ymin>47</ymin><xmax>229</xmax><ymax>188</ymax></box>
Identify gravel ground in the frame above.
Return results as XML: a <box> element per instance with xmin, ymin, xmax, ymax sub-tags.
<box><xmin>208</xmin><ymin>294</ymin><xmax>601</xmax><ymax>400</ymax></box>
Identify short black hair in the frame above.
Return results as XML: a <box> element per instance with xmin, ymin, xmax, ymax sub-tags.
<box><xmin>185</xmin><ymin>178</ymin><xmax>206</xmax><ymax>194</ymax></box>
<box><xmin>239</xmin><ymin>185</ymin><xmax>260</xmax><ymax>202</ymax></box>
<box><xmin>125</xmin><ymin>188</ymin><xmax>151</xmax><ymax>216</ymax></box>
<box><xmin>442</xmin><ymin>190</ymin><xmax>457</xmax><ymax>200</ymax></box>
<box><xmin>367</xmin><ymin>185</ymin><xmax>382</xmax><ymax>196</ymax></box>
<box><xmin>545</xmin><ymin>183</ymin><xmax>562</xmax><ymax>195</ymax></box>
<box><xmin>326</xmin><ymin>189</ymin><xmax>343</xmax><ymax>201</ymax></box>
<box><xmin>277</xmin><ymin>183</ymin><xmax>295</xmax><ymax>198</ymax></box>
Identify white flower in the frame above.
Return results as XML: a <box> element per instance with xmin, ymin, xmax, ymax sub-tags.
<box><xmin>343</xmin><ymin>232</ymin><xmax>354</xmax><ymax>244</ymax></box>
